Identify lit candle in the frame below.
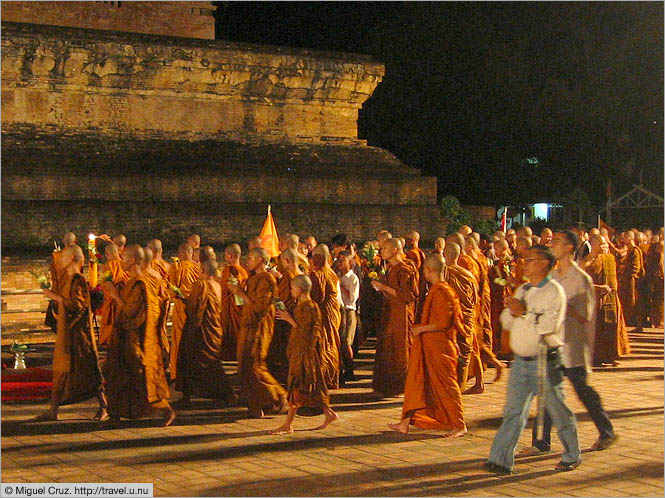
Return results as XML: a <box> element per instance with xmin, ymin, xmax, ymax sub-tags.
<box><xmin>88</xmin><ymin>233</ymin><xmax>98</xmax><ymax>287</ymax></box>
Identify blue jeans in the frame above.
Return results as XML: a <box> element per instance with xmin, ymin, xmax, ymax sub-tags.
<box><xmin>488</xmin><ymin>354</ymin><xmax>581</xmax><ymax>470</ymax></box>
<box><xmin>531</xmin><ymin>366</ymin><xmax>614</xmax><ymax>451</ymax></box>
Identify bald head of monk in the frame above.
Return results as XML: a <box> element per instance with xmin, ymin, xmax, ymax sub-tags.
<box><xmin>122</xmin><ymin>244</ymin><xmax>145</xmax><ymax>272</ymax></box>
<box><xmin>405</xmin><ymin>230</ymin><xmax>420</xmax><ymax>250</ymax></box>
<box><xmin>304</xmin><ymin>235</ymin><xmax>317</xmax><ymax>252</ymax></box>
<box><xmin>247</xmin><ymin>247</ymin><xmax>270</xmax><ymax>272</ymax></box>
<box><xmin>494</xmin><ymin>231</ymin><xmax>506</xmax><ymax>241</ymax></box>
<box><xmin>494</xmin><ymin>239</ymin><xmax>510</xmax><ymax>259</ymax></box>
<box><xmin>200</xmin><ymin>245</ymin><xmax>216</xmax><ymax>265</ymax></box>
<box><xmin>201</xmin><ymin>258</ymin><xmax>218</xmax><ymax>278</ymax></box>
<box><xmin>247</xmin><ymin>236</ymin><xmax>262</xmax><ymax>252</ymax></box>
<box><xmin>62</xmin><ymin>231</ymin><xmax>77</xmax><ymax>247</ymax></box>
<box><xmin>516</xmin><ymin>236</ymin><xmax>532</xmax><ymax>256</ymax></box>
<box><xmin>434</xmin><ymin>237</ymin><xmax>446</xmax><ymax>254</ymax></box>
<box><xmin>540</xmin><ymin>228</ymin><xmax>553</xmax><ymax>246</ymax></box>
<box><xmin>285</xmin><ymin>233</ymin><xmax>299</xmax><ymax>250</ymax></box>
<box><xmin>147</xmin><ymin>239</ymin><xmax>164</xmax><ymax>258</ymax></box>
<box><xmin>105</xmin><ymin>242</ymin><xmax>121</xmax><ymax>260</ymax></box>
<box><xmin>423</xmin><ymin>254</ymin><xmax>446</xmax><ymax>284</ymax></box>
<box><xmin>187</xmin><ymin>234</ymin><xmax>201</xmax><ymax>249</ymax></box>
<box><xmin>463</xmin><ymin>235</ymin><xmax>479</xmax><ymax>255</ymax></box>
<box><xmin>142</xmin><ymin>246</ymin><xmax>154</xmax><ymax>268</ymax></box>
<box><xmin>458</xmin><ymin>225</ymin><xmax>472</xmax><ymax>236</ymax></box>
<box><xmin>443</xmin><ymin>242</ymin><xmax>461</xmax><ymax>266</ymax></box>
<box><xmin>447</xmin><ymin>233</ymin><xmax>465</xmax><ymax>251</ymax></box>
<box><xmin>291</xmin><ymin>274</ymin><xmax>312</xmax><ymax>299</ymax></box>
<box><xmin>472</xmin><ymin>232</ymin><xmax>480</xmax><ymax>244</ymax></box>
<box><xmin>224</xmin><ymin>244</ymin><xmax>242</xmax><ymax>265</ymax></box>
<box><xmin>177</xmin><ymin>242</ymin><xmax>193</xmax><ymax>261</ymax></box>
<box><xmin>517</xmin><ymin>226</ymin><xmax>532</xmax><ymax>239</ymax></box>
<box><xmin>61</xmin><ymin>245</ymin><xmax>84</xmax><ymax>273</ymax></box>
<box><xmin>280</xmin><ymin>248</ymin><xmax>299</xmax><ymax>272</ymax></box>
<box><xmin>379</xmin><ymin>237</ymin><xmax>403</xmax><ymax>264</ymax></box>
<box><xmin>377</xmin><ymin>231</ymin><xmax>393</xmax><ymax>249</ymax></box>
<box><xmin>311</xmin><ymin>243</ymin><xmax>331</xmax><ymax>270</ymax></box>
<box><xmin>113</xmin><ymin>234</ymin><xmax>127</xmax><ymax>252</ymax></box>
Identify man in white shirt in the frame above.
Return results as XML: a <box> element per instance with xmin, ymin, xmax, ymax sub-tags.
<box><xmin>336</xmin><ymin>251</ymin><xmax>360</xmax><ymax>384</ymax></box>
<box><xmin>520</xmin><ymin>230</ymin><xmax>616</xmax><ymax>455</ymax></box>
<box><xmin>486</xmin><ymin>245</ymin><xmax>581</xmax><ymax>474</ymax></box>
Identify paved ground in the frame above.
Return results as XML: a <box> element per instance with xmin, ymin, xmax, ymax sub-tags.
<box><xmin>2</xmin><ymin>327</ymin><xmax>663</xmax><ymax>497</ymax></box>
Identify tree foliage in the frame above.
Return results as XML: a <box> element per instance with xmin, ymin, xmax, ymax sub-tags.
<box><xmin>439</xmin><ymin>196</ymin><xmax>472</xmax><ymax>236</ymax></box>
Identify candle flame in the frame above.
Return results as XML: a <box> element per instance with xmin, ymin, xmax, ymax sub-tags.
<box><xmin>88</xmin><ymin>233</ymin><xmax>96</xmax><ymax>241</ymax></box>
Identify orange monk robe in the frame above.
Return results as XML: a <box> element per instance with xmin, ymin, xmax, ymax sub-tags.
<box><xmin>585</xmin><ymin>253</ymin><xmax>630</xmax><ymax>365</ymax></box>
<box><xmin>268</xmin><ymin>268</ymin><xmax>298</xmax><ymax>384</ymax></box>
<box><xmin>167</xmin><ymin>259</ymin><xmax>200</xmax><ymax>380</ymax></box>
<box><xmin>143</xmin><ymin>270</ymin><xmax>170</xmax><ymax>361</ymax></box>
<box><xmin>645</xmin><ymin>241</ymin><xmax>664</xmax><ymax>328</ymax></box>
<box><xmin>458</xmin><ymin>254</ymin><xmax>484</xmax><ymax>382</ymax></box>
<box><xmin>219</xmin><ymin>263</ymin><xmax>249</xmax><ymax>361</ymax></box>
<box><xmin>175</xmin><ymin>279</ymin><xmax>234</xmax><ymax>402</ymax></box>
<box><xmin>372</xmin><ymin>261</ymin><xmax>418</xmax><ymax>397</ymax></box>
<box><xmin>286</xmin><ymin>298</ymin><xmax>330</xmax><ymax>408</ymax></box>
<box><xmin>488</xmin><ymin>258</ymin><xmax>511</xmax><ymax>355</ymax></box>
<box><xmin>98</xmin><ymin>259</ymin><xmax>129</xmax><ymax>345</ymax></box>
<box><xmin>445</xmin><ymin>265</ymin><xmax>478</xmax><ymax>391</ymax></box>
<box><xmin>310</xmin><ymin>266</ymin><xmax>342</xmax><ymax>389</ymax></box>
<box><xmin>52</xmin><ymin>272</ymin><xmax>104</xmax><ymax>405</ymax></box>
<box><xmin>105</xmin><ymin>275</ymin><xmax>171</xmax><ymax>419</ymax></box>
<box><xmin>618</xmin><ymin>246</ymin><xmax>644</xmax><ymax>325</ymax></box>
<box><xmin>238</xmin><ymin>272</ymin><xmax>287</xmax><ymax>412</ymax></box>
<box><xmin>45</xmin><ymin>249</ymin><xmax>69</xmax><ymax>332</ymax></box>
<box><xmin>403</xmin><ymin>281</ymin><xmax>465</xmax><ymax>431</ymax></box>
<box><xmin>472</xmin><ymin>249</ymin><xmax>502</xmax><ymax>370</ymax></box>
<box><xmin>150</xmin><ymin>260</ymin><xmax>171</xmax><ymax>356</ymax></box>
<box><xmin>406</xmin><ymin>247</ymin><xmax>428</xmax><ymax>322</ymax></box>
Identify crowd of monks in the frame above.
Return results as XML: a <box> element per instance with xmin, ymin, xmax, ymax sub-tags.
<box><xmin>34</xmin><ymin>223</ymin><xmax>664</xmax><ymax>436</ymax></box>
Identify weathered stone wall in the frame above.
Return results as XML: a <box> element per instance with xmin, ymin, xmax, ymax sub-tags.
<box><xmin>1</xmin><ymin>201</ymin><xmax>444</xmax><ymax>249</ymax></box>
<box><xmin>1</xmin><ymin>1</ymin><xmax>216</xmax><ymax>40</ymax></box>
<box><xmin>1</xmin><ymin>22</ymin><xmax>384</xmax><ymax>143</ymax></box>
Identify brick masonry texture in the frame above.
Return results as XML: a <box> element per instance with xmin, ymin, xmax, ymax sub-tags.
<box><xmin>1</xmin><ymin>11</ymin><xmax>442</xmax><ymax>249</ymax></box>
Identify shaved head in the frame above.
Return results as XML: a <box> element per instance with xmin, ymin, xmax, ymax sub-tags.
<box><xmin>385</xmin><ymin>237</ymin><xmax>403</xmax><ymax>251</ymax></box>
<box><xmin>312</xmin><ymin>243</ymin><xmax>331</xmax><ymax>260</ymax></box>
<box><xmin>292</xmin><ymin>274</ymin><xmax>312</xmax><ymax>294</ymax></box>
<box><xmin>248</xmin><ymin>236</ymin><xmax>262</xmax><ymax>251</ymax></box>
<box><xmin>178</xmin><ymin>242</ymin><xmax>193</xmax><ymax>259</ymax></box>
<box><xmin>147</xmin><ymin>239</ymin><xmax>163</xmax><ymax>255</ymax></box>
<box><xmin>285</xmin><ymin>233</ymin><xmax>299</xmax><ymax>250</ymax></box>
<box><xmin>62</xmin><ymin>232</ymin><xmax>77</xmax><ymax>246</ymax></box>
<box><xmin>434</xmin><ymin>237</ymin><xmax>445</xmax><ymax>252</ymax></box>
<box><xmin>225</xmin><ymin>243</ymin><xmax>241</xmax><ymax>257</ymax></box>
<box><xmin>200</xmin><ymin>245</ymin><xmax>216</xmax><ymax>264</ymax></box>
<box><xmin>143</xmin><ymin>246</ymin><xmax>154</xmax><ymax>266</ymax></box>
<box><xmin>187</xmin><ymin>234</ymin><xmax>201</xmax><ymax>249</ymax></box>
<box><xmin>458</xmin><ymin>225</ymin><xmax>472</xmax><ymax>236</ymax></box>
<box><xmin>406</xmin><ymin>230</ymin><xmax>420</xmax><ymax>243</ymax></box>
<box><xmin>465</xmin><ymin>235</ymin><xmax>478</xmax><ymax>250</ymax></box>
<box><xmin>250</xmin><ymin>247</ymin><xmax>270</xmax><ymax>264</ymax></box>
<box><xmin>124</xmin><ymin>244</ymin><xmax>145</xmax><ymax>265</ymax></box>
<box><xmin>517</xmin><ymin>226</ymin><xmax>532</xmax><ymax>238</ymax></box>
<box><xmin>202</xmin><ymin>259</ymin><xmax>218</xmax><ymax>277</ymax></box>
<box><xmin>444</xmin><ymin>242</ymin><xmax>460</xmax><ymax>264</ymax></box>
<box><xmin>113</xmin><ymin>234</ymin><xmax>127</xmax><ymax>248</ymax></box>
<box><xmin>424</xmin><ymin>254</ymin><xmax>445</xmax><ymax>274</ymax></box>
<box><xmin>280</xmin><ymin>248</ymin><xmax>298</xmax><ymax>265</ymax></box>
<box><xmin>447</xmin><ymin>233</ymin><xmax>465</xmax><ymax>250</ymax></box>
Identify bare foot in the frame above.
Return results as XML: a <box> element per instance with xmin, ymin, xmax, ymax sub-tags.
<box><xmin>387</xmin><ymin>421</ymin><xmax>409</xmax><ymax>434</ymax></box>
<box><xmin>463</xmin><ymin>384</ymin><xmax>484</xmax><ymax>395</ymax></box>
<box><xmin>92</xmin><ymin>408</ymin><xmax>110</xmax><ymax>422</ymax></box>
<box><xmin>442</xmin><ymin>426</ymin><xmax>467</xmax><ymax>438</ymax></box>
<box><xmin>269</xmin><ymin>426</ymin><xmax>294</xmax><ymax>435</ymax></box>
<box><xmin>161</xmin><ymin>407</ymin><xmax>176</xmax><ymax>427</ymax></box>
<box><xmin>31</xmin><ymin>412</ymin><xmax>58</xmax><ymax>422</ymax></box>
<box><xmin>314</xmin><ymin>411</ymin><xmax>339</xmax><ymax>430</ymax></box>
<box><xmin>493</xmin><ymin>361</ymin><xmax>507</xmax><ymax>383</ymax></box>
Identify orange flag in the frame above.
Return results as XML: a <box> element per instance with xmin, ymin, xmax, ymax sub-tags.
<box><xmin>259</xmin><ymin>205</ymin><xmax>280</xmax><ymax>258</ymax></box>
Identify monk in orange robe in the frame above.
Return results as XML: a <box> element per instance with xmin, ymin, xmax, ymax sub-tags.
<box><xmin>488</xmin><ymin>240</ymin><xmax>511</xmax><ymax>354</ymax></box>
<box><xmin>98</xmin><ymin>243</ymin><xmax>129</xmax><ymax>346</ymax></box>
<box><xmin>268</xmin><ymin>248</ymin><xmax>302</xmax><ymax>384</ymax></box>
<box><xmin>217</xmin><ymin>244</ymin><xmax>248</xmax><ymax>361</ymax></box>
<box><xmin>229</xmin><ymin>248</ymin><xmax>288</xmax><ymax>418</ymax></box>
<box><xmin>270</xmin><ymin>275</ymin><xmax>339</xmax><ymax>434</ymax></box>
<box><xmin>142</xmin><ymin>247</ymin><xmax>171</xmax><ymax>368</ymax></box>
<box><xmin>405</xmin><ymin>230</ymin><xmax>428</xmax><ymax>322</ymax></box>
<box><xmin>582</xmin><ymin>235</ymin><xmax>630</xmax><ymax>366</ymax></box>
<box><xmin>103</xmin><ymin>245</ymin><xmax>175</xmax><ymax>426</ymax></box>
<box><xmin>33</xmin><ymin>246</ymin><xmax>107</xmax><ymax>422</ymax></box>
<box><xmin>645</xmin><ymin>231</ymin><xmax>664</xmax><ymax>328</ymax></box>
<box><xmin>444</xmin><ymin>242</ymin><xmax>477</xmax><ymax>392</ymax></box>
<box><xmin>465</xmin><ymin>235</ymin><xmax>506</xmax><ymax>389</ymax></box>
<box><xmin>310</xmin><ymin>244</ymin><xmax>342</xmax><ymax>389</ymax></box>
<box><xmin>147</xmin><ymin>239</ymin><xmax>171</xmax><ymax>358</ymax></box>
<box><xmin>167</xmin><ymin>243</ymin><xmax>200</xmax><ymax>381</ymax></box>
<box><xmin>45</xmin><ymin>232</ymin><xmax>78</xmax><ymax>332</ymax></box>
<box><xmin>618</xmin><ymin>231</ymin><xmax>644</xmax><ymax>326</ymax></box>
<box><xmin>388</xmin><ymin>254</ymin><xmax>466</xmax><ymax>437</ymax></box>
<box><xmin>371</xmin><ymin>238</ymin><xmax>418</xmax><ymax>397</ymax></box>
<box><xmin>175</xmin><ymin>259</ymin><xmax>236</xmax><ymax>407</ymax></box>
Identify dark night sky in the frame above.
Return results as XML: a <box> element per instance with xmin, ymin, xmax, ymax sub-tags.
<box><xmin>214</xmin><ymin>2</ymin><xmax>663</xmax><ymax>207</ymax></box>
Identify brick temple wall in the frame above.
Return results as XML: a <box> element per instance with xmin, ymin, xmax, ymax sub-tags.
<box><xmin>1</xmin><ymin>1</ymin><xmax>216</xmax><ymax>40</ymax></box>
